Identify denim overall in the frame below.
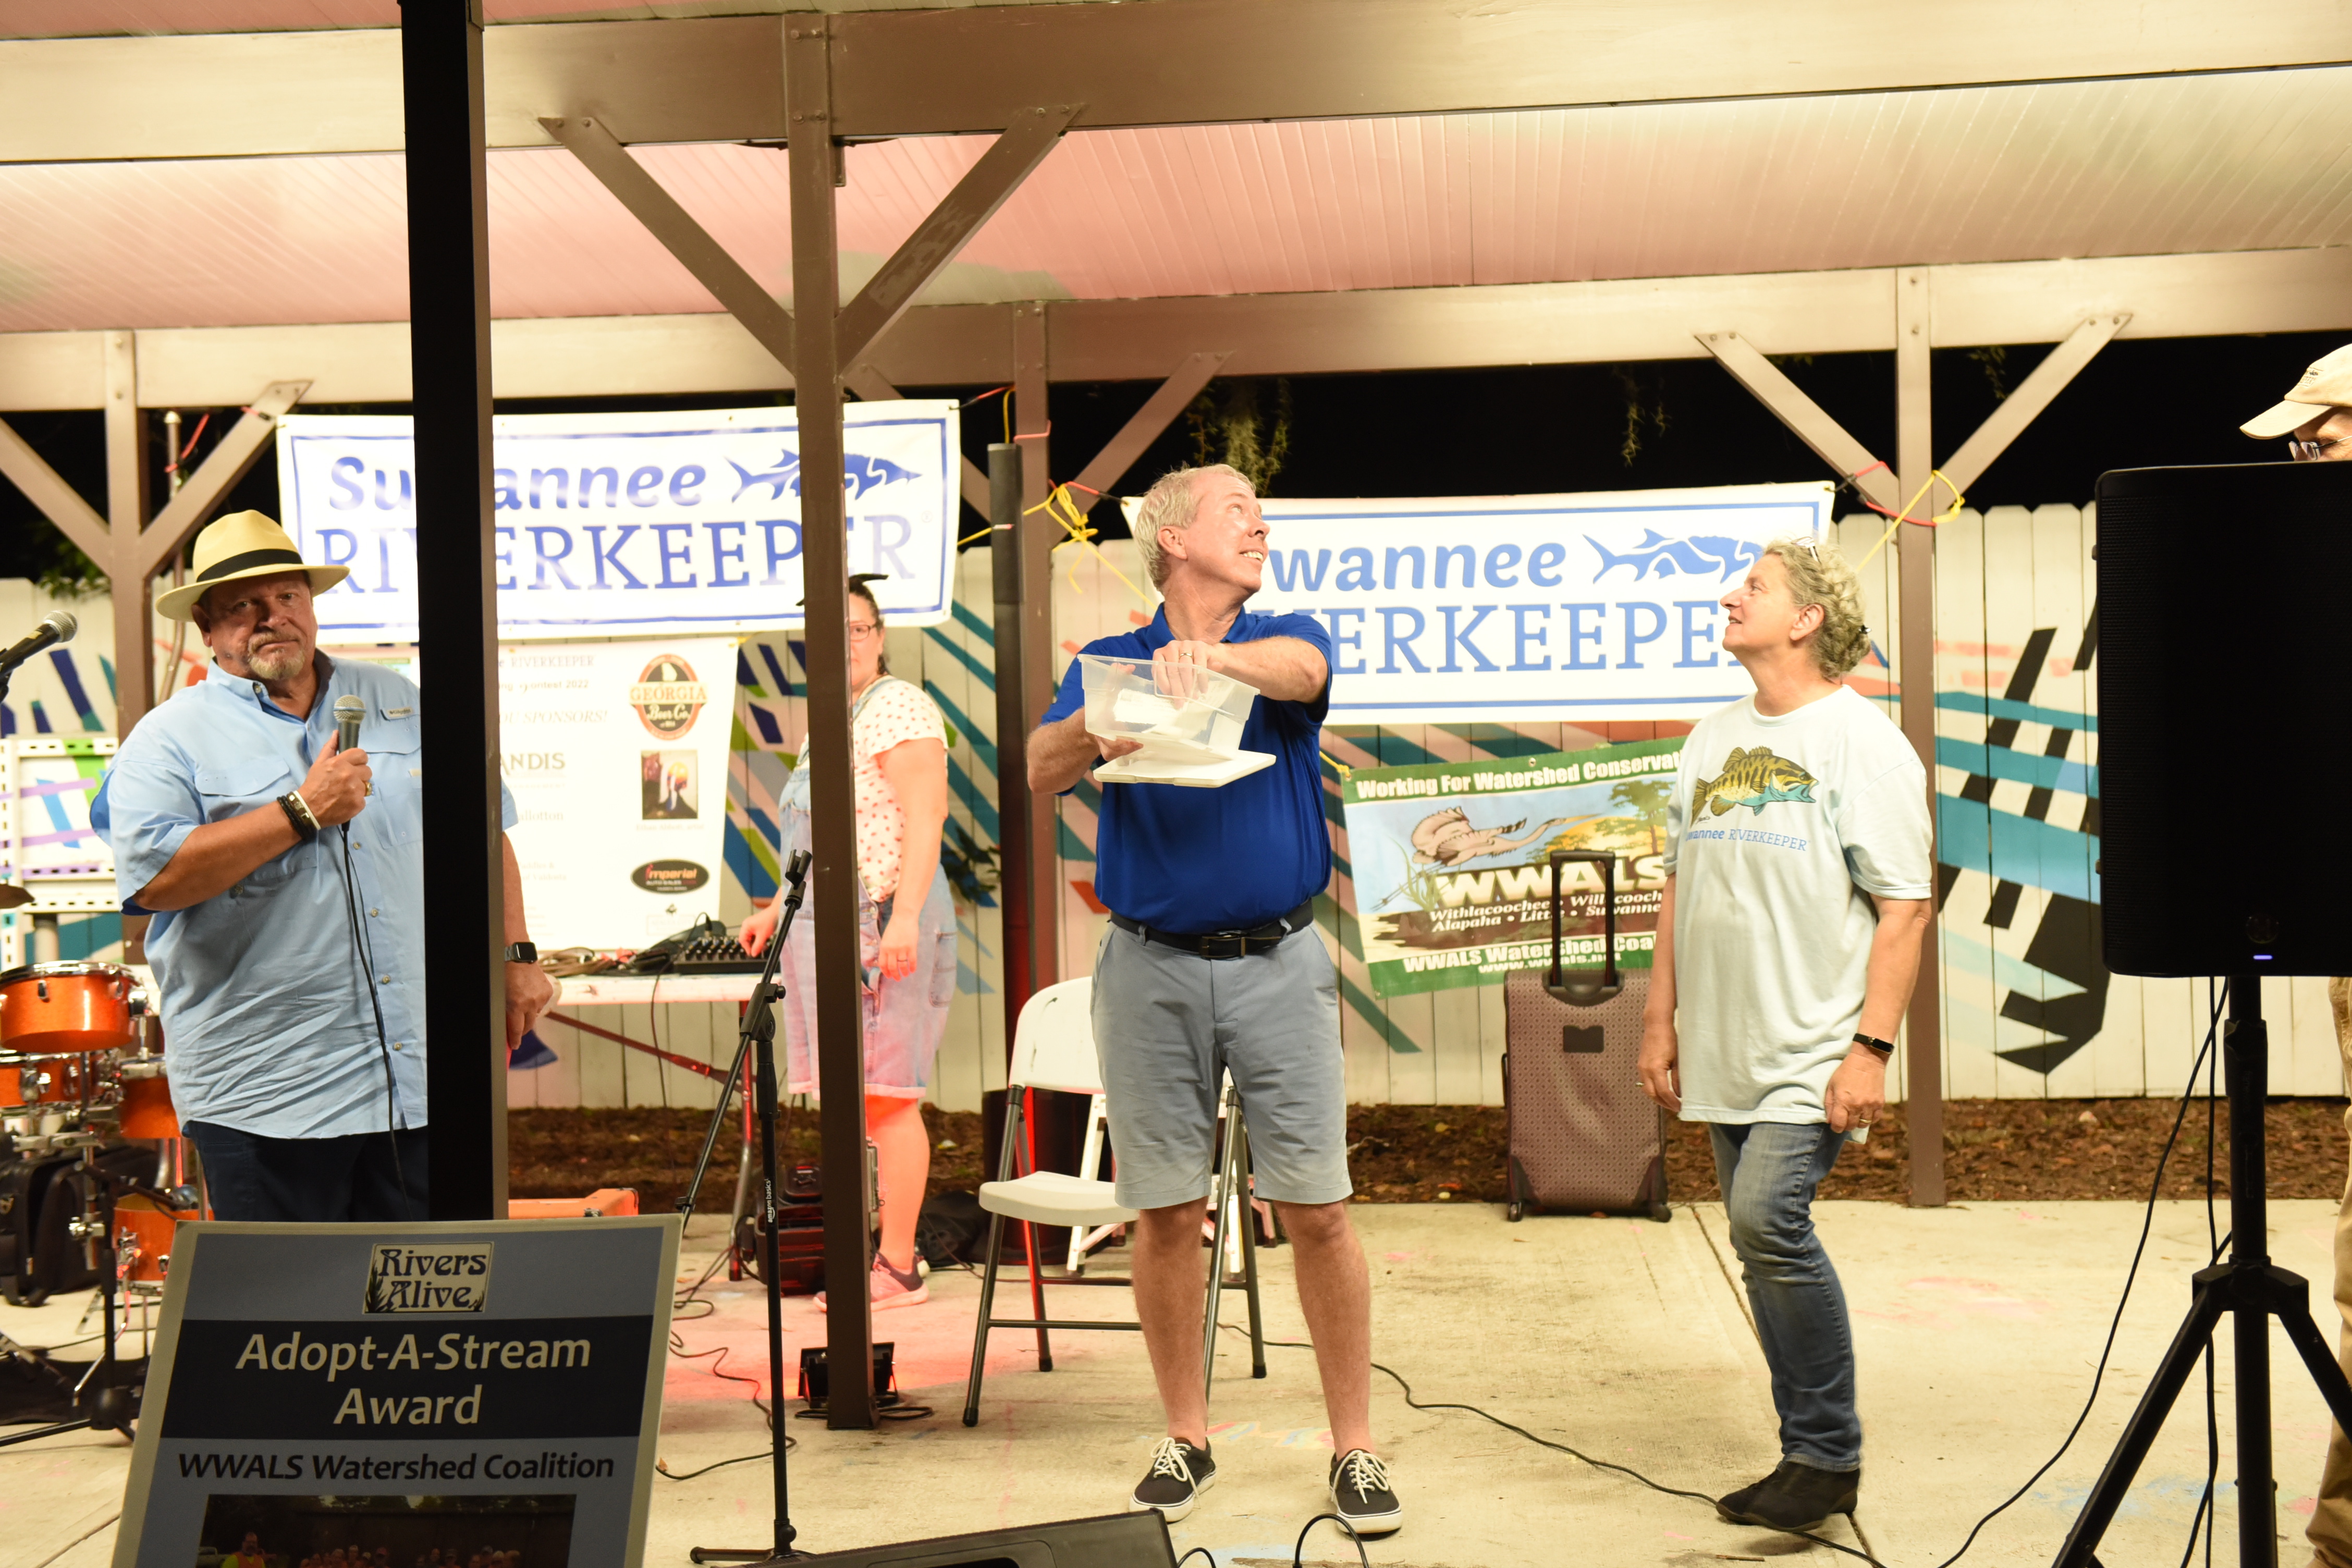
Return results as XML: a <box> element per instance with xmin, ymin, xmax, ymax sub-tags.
<box><xmin>776</xmin><ymin>676</ymin><xmax>958</xmax><ymax>1099</ymax></box>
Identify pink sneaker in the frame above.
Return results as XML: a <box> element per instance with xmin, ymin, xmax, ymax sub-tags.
<box><xmin>817</xmin><ymin>1255</ymin><xmax>928</xmax><ymax>1313</ymax></box>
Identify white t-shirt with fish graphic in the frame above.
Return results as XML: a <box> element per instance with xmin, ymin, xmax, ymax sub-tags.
<box><xmin>1661</xmin><ymin>684</ymin><xmax>1932</xmax><ymax>1124</ymax></box>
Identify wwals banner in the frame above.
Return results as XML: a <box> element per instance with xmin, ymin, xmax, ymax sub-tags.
<box><xmin>277</xmin><ymin>403</ymin><xmax>961</xmax><ymax>642</ymax></box>
<box><xmin>1245</xmin><ymin>483</ymin><xmax>1828</xmax><ymax>723</ymax></box>
<box><xmin>1341</xmin><ymin>737</ymin><xmax>1684</xmax><ymax>998</ymax></box>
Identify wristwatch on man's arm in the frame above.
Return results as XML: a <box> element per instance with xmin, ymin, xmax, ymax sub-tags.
<box><xmin>1852</xmin><ymin>1032</ymin><xmax>1895</xmax><ymax>1061</ymax></box>
<box><xmin>504</xmin><ymin>942</ymin><xmax>538</xmax><ymax>964</ymax></box>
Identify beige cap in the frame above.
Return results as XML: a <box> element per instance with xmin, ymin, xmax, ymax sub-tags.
<box><xmin>2241</xmin><ymin>341</ymin><xmax>2352</xmax><ymax>440</ymax></box>
<box><xmin>157</xmin><ymin>510</ymin><xmax>349</xmax><ymax>620</ymax></box>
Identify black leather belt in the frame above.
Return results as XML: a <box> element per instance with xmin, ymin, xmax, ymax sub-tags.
<box><xmin>1109</xmin><ymin>900</ymin><xmax>1316</xmax><ymax>960</ymax></box>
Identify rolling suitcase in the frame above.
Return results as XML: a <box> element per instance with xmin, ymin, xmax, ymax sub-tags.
<box><xmin>1502</xmin><ymin>849</ymin><xmax>1670</xmax><ymax>1221</ymax></box>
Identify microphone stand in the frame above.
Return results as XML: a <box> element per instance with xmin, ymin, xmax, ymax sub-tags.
<box><xmin>680</xmin><ymin>850</ymin><xmax>811</xmax><ymax>1565</ymax></box>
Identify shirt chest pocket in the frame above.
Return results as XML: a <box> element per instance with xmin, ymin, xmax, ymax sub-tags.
<box><xmin>197</xmin><ymin>756</ymin><xmax>302</xmax><ymax>891</ymax></box>
<box><xmin>363</xmin><ymin>715</ymin><xmax>423</xmax><ymax>846</ymax></box>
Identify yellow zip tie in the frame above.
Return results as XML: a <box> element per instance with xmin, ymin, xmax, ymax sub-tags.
<box><xmin>1320</xmin><ymin>750</ymin><xmax>1354</xmax><ymax>780</ymax></box>
<box><xmin>1855</xmin><ymin>470</ymin><xmax>1965</xmax><ymax>570</ymax></box>
<box><xmin>1023</xmin><ymin>484</ymin><xmax>1153</xmax><ymax>605</ymax></box>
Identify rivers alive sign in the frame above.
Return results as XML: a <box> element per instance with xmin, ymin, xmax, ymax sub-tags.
<box><xmin>113</xmin><ymin>1218</ymin><xmax>680</xmax><ymax>1568</ymax></box>
<box><xmin>1340</xmin><ymin>737</ymin><xmax>1685</xmax><ymax>999</ymax></box>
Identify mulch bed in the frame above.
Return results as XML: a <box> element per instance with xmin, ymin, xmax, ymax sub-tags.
<box><xmin>510</xmin><ymin>1097</ymin><xmax>2351</xmax><ymax>1212</ymax></box>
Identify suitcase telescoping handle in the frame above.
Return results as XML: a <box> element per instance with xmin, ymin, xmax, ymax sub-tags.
<box><xmin>1545</xmin><ymin>849</ymin><xmax>1622</xmax><ymax>1006</ymax></box>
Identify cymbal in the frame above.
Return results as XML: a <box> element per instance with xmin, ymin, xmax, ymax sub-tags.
<box><xmin>0</xmin><ymin>886</ymin><xmax>28</xmax><ymax>910</ymax></box>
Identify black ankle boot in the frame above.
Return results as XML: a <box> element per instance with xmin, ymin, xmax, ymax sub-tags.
<box><xmin>1722</xmin><ymin>1459</ymin><xmax>1859</xmax><ymax>1530</ymax></box>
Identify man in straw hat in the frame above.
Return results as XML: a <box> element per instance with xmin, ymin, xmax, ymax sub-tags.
<box><xmin>92</xmin><ymin>510</ymin><xmax>554</xmax><ymax>1221</ymax></box>
<box><xmin>2243</xmin><ymin>345</ymin><xmax>2352</xmax><ymax>1568</ymax></box>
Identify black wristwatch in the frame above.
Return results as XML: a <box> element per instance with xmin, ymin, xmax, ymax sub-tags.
<box><xmin>277</xmin><ymin>790</ymin><xmax>320</xmax><ymax>843</ymax></box>
<box><xmin>1852</xmin><ymin>1032</ymin><xmax>1895</xmax><ymax>1060</ymax></box>
<box><xmin>505</xmin><ymin>942</ymin><xmax>538</xmax><ymax>964</ymax></box>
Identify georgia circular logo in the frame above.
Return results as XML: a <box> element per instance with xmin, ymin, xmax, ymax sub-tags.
<box><xmin>629</xmin><ymin>655</ymin><xmax>707</xmax><ymax>739</ymax></box>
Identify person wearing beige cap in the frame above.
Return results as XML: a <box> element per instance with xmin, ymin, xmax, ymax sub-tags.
<box><xmin>90</xmin><ymin>510</ymin><xmax>554</xmax><ymax>1222</ymax></box>
<box><xmin>2246</xmin><ymin>347</ymin><xmax>2352</xmax><ymax>1568</ymax></box>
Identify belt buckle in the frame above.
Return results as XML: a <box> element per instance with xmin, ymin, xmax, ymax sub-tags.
<box><xmin>1199</xmin><ymin>929</ymin><xmax>1248</xmax><ymax>960</ymax></box>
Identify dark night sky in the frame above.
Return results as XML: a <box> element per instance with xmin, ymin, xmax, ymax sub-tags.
<box><xmin>4</xmin><ymin>327</ymin><xmax>2342</xmax><ymax>584</ymax></box>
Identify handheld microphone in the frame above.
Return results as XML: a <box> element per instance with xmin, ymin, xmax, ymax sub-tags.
<box><xmin>334</xmin><ymin>694</ymin><xmax>365</xmax><ymax>754</ymax></box>
<box><xmin>0</xmin><ymin>611</ymin><xmax>76</xmax><ymax>673</ymax></box>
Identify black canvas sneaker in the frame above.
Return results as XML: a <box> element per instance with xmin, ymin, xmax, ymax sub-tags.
<box><xmin>1328</xmin><ymin>1448</ymin><xmax>1403</xmax><ymax>1537</ymax></box>
<box><xmin>1129</xmin><ymin>1437</ymin><xmax>1216</xmax><ymax>1522</ymax></box>
<box><xmin>1717</xmin><ymin>1459</ymin><xmax>1860</xmax><ymax>1530</ymax></box>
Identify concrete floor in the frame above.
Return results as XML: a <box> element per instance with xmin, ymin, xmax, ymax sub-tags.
<box><xmin>8</xmin><ymin>1200</ymin><xmax>2345</xmax><ymax>1568</ymax></box>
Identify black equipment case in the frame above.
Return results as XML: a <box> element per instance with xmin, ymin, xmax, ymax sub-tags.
<box><xmin>1502</xmin><ymin>849</ymin><xmax>1670</xmax><ymax>1221</ymax></box>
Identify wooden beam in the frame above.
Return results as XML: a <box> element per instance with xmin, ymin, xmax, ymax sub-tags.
<box><xmin>787</xmin><ymin>13</ymin><xmax>877</xmax><ymax>1433</ymax></box>
<box><xmin>1695</xmin><ymin>330</ymin><xmax>1900</xmax><ymax>513</ymax></box>
<box><xmin>1012</xmin><ymin>303</ymin><xmax>1057</xmax><ymax>995</ymax></box>
<box><xmin>138</xmin><ymin>382</ymin><xmax>309</xmax><ymax>578</ymax></box>
<box><xmin>1937</xmin><ymin>314</ymin><xmax>2129</xmax><ymax>498</ymax></box>
<box><xmin>844</xmin><ymin>364</ymin><xmax>992</xmax><ymax>519</ymax></box>
<box><xmin>11</xmin><ymin>4</ymin><xmax>2352</xmax><ymax>160</ymax></box>
<box><xmin>1894</xmin><ymin>267</ymin><xmax>1944</xmax><ymax>1210</ymax></box>
<box><xmin>105</xmin><ymin>331</ymin><xmax>154</xmax><ymax>734</ymax></box>
<box><xmin>835</xmin><ymin>104</ymin><xmax>1079</xmax><ymax>368</ymax></box>
<box><xmin>0</xmin><ymin>417</ymin><xmax>110</xmax><ymax>565</ymax></box>
<box><xmin>1068</xmin><ymin>350</ymin><xmax>1231</xmax><ymax>510</ymax></box>
<box><xmin>5</xmin><ymin>250</ymin><xmax>2345</xmax><ymax>412</ymax></box>
<box><xmin>541</xmin><ymin>114</ymin><xmax>796</xmax><ymax>375</ymax></box>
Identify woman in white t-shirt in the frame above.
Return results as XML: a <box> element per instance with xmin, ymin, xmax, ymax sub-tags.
<box><xmin>743</xmin><ymin>578</ymin><xmax>956</xmax><ymax>1310</ymax></box>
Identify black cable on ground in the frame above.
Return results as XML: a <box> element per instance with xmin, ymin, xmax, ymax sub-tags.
<box><xmin>1925</xmin><ymin>976</ymin><xmax>2230</xmax><ymax>1568</ymax></box>
<box><xmin>1292</xmin><ymin>1512</ymin><xmax>1369</xmax><ymax>1568</ymax></box>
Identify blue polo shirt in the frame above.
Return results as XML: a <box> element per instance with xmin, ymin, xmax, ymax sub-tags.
<box><xmin>92</xmin><ymin>655</ymin><xmax>517</xmax><ymax>1140</ymax></box>
<box><xmin>1040</xmin><ymin>606</ymin><xmax>1332</xmax><ymax>934</ymax></box>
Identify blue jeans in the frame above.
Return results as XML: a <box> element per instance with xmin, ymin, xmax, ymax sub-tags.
<box><xmin>1709</xmin><ymin>1121</ymin><xmax>1860</xmax><ymax>1471</ymax></box>
<box><xmin>185</xmin><ymin>1121</ymin><xmax>431</xmax><ymax>1223</ymax></box>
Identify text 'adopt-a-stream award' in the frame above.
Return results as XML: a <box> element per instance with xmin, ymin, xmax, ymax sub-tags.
<box><xmin>112</xmin><ymin>1217</ymin><xmax>682</xmax><ymax>1568</ymax></box>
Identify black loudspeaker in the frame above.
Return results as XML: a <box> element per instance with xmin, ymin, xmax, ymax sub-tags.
<box><xmin>787</xmin><ymin>1511</ymin><xmax>1174</xmax><ymax>1566</ymax></box>
<box><xmin>2096</xmin><ymin>459</ymin><xmax>2352</xmax><ymax>976</ymax></box>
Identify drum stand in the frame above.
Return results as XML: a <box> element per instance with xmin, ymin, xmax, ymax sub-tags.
<box><xmin>0</xmin><ymin>1144</ymin><xmax>136</xmax><ymax>1448</ymax></box>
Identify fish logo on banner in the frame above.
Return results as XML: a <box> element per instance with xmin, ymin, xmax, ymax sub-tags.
<box><xmin>1586</xmin><ymin>530</ymin><xmax>1765</xmax><ymax>583</ymax></box>
<box><xmin>727</xmin><ymin>449</ymin><xmax>923</xmax><ymax>502</ymax></box>
<box><xmin>630</xmin><ymin>655</ymin><xmax>707</xmax><ymax>738</ymax></box>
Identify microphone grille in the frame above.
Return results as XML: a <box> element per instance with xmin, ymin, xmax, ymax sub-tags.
<box><xmin>334</xmin><ymin>694</ymin><xmax>366</xmax><ymax>716</ymax></box>
<box><xmin>45</xmin><ymin>610</ymin><xmax>76</xmax><ymax>642</ymax></box>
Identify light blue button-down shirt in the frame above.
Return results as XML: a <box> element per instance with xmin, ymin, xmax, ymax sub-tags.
<box><xmin>92</xmin><ymin>655</ymin><xmax>516</xmax><ymax>1140</ymax></box>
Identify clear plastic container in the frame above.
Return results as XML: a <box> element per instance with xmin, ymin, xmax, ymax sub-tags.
<box><xmin>1076</xmin><ymin>654</ymin><xmax>1272</xmax><ymax>787</ymax></box>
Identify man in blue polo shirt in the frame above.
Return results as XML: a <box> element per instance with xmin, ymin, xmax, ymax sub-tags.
<box><xmin>1030</xmin><ymin>463</ymin><xmax>1399</xmax><ymax>1538</ymax></box>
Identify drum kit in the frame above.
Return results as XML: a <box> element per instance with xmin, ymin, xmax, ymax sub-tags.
<box><xmin>0</xmin><ymin>958</ymin><xmax>202</xmax><ymax>1443</ymax></box>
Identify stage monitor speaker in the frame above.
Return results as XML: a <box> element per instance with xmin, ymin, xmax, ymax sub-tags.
<box><xmin>2095</xmin><ymin>458</ymin><xmax>2352</xmax><ymax>977</ymax></box>
<box><xmin>788</xmin><ymin>1509</ymin><xmax>1175</xmax><ymax>1566</ymax></box>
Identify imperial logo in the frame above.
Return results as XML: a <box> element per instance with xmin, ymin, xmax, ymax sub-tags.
<box><xmin>629</xmin><ymin>654</ymin><xmax>707</xmax><ymax>738</ymax></box>
<box><xmin>363</xmin><ymin>1243</ymin><xmax>494</xmax><ymax>1314</ymax></box>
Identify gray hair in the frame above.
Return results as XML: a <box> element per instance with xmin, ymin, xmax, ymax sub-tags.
<box><xmin>1762</xmin><ymin>536</ymin><xmax>1871</xmax><ymax>678</ymax></box>
<box><xmin>1131</xmin><ymin>463</ymin><xmax>1250</xmax><ymax>589</ymax></box>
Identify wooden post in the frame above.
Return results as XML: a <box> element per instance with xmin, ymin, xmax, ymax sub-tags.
<box><xmin>103</xmin><ymin>330</ymin><xmax>153</xmax><ymax>737</ymax></box>
<box><xmin>1012</xmin><ymin>304</ymin><xmax>1058</xmax><ymax>988</ymax></box>
<box><xmin>402</xmin><ymin>0</ymin><xmax>508</xmax><ymax>1221</ymax></box>
<box><xmin>786</xmin><ymin>13</ymin><xmax>877</xmax><ymax>1431</ymax></box>
<box><xmin>1894</xmin><ymin>269</ymin><xmax>1945</xmax><ymax>1208</ymax></box>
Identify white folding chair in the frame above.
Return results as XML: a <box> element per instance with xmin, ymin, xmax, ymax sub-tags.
<box><xmin>961</xmin><ymin>976</ymin><xmax>1267</xmax><ymax>1427</ymax></box>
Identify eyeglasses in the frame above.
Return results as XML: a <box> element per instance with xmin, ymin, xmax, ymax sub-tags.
<box><xmin>847</xmin><ymin>621</ymin><xmax>882</xmax><ymax>643</ymax></box>
<box><xmin>2287</xmin><ymin>435</ymin><xmax>2352</xmax><ymax>461</ymax></box>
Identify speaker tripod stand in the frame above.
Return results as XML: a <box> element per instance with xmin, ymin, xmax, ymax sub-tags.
<box><xmin>2056</xmin><ymin>978</ymin><xmax>2352</xmax><ymax>1566</ymax></box>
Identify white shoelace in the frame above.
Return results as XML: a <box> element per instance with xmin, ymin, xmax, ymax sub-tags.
<box><xmin>1145</xmin><ymin>1437</ymin><xmax>1198</xmax><ymax>1483</ymax></box>
<box><xmin>1336</xmin><ymin>1448</ymin><xmax>1390</xmax><ymax>1498</ymax></box>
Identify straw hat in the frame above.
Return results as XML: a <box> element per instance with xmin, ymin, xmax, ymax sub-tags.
<box><xmin>2240</xmin><ymin>342</ymin><xmax>2352</xmax><ymax>440</ymax></box>
<box><xmin>156</xmin><ymin>510</ymin><xmax>349</xmax><ymax>621</ymax></box>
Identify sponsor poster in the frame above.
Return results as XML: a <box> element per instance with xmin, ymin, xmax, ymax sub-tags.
<box><xmin>276</xmin><ymin>403</ymin><xmax>961</xmax><ymax>642</ymax></box>
<box><xmin>500</xmin><ymin>637</ymin><xmax>738</xmax><ymax>949</ymax></box>
<box><xmin>1231</xmin><ymin>482</ymin><xmax>1828</xmax><ymax>723</ymax></box>
<box><xmin>112</xmin><ymin>1218</ymin><xmax>681</xmax><ymax>1568</ymax></box>
<box><xmin>1340</xmin><ymin>737</ymin><xmax>1685</xmax><ymax>998</ymax></box>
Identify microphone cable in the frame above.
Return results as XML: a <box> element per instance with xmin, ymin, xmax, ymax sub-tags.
<box><xmin>333</xmin><ymin>817</ymin><xmax>410</xmax><ymax>1210</ymax></box>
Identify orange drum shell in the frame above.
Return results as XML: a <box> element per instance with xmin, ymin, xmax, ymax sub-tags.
<box><xmin>119</xmin><ymin>1071</ymin><xmax>179</xmax><ymax>1138</ymax></box>
<box><xmin>0</xmin><ymin>1055</ymin><xmax>88</xmax><ymax>1108</ymax></box>
<box><xmin>114</xmin><ymin>1195</ymin><xmax>198</xmax><ymax>1284</ymax></box>
<box><xmin>0</xmin><ymin>966</ymin><xmax>136</xmax><ymax>1054</ymax></box>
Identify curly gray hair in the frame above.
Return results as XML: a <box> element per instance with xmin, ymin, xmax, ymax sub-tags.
<box><xmin>1131</xmin><ymin>463</ymin><xmax>1250</xmax><ymax>589</ymax></box>
<box><xmin>1762</xmin><ymin>536</ymin><xmax>1871</xmax><ymax>678</ymax></box>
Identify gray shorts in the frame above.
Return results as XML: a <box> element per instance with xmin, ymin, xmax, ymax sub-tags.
<box><xmin>1089</xmin><ymin>921</ymin><xmax>1352</xmax><ymax>1211</ymax></box>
